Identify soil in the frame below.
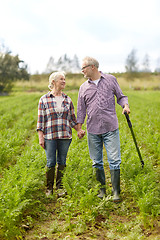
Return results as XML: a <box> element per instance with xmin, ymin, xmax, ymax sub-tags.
<box><xmin>23</xmin><ymin>195</ymin><xmax>160</xmax><ymax>240</ymax></box>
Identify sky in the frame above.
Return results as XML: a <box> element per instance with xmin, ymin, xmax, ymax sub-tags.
<box><xmin>0</xmin><ymin>0</ymin><xmax>160</xmax><ymax>74</ymax></box>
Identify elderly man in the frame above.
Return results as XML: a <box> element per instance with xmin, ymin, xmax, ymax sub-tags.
<box><xmin>77</xmin><ymin>56</ymin><xmax>130</xmax><ymax>201</ymax></box>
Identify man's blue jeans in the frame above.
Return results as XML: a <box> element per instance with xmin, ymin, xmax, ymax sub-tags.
<box><xmin>88</xmin><ymin>129</ymin><xmax>121</xmax><ymax>170</ymax></box>
<box><xmin>44</xmin><ymin>139</ymin><xmax>72</xmax><ymax>168</ymax></box>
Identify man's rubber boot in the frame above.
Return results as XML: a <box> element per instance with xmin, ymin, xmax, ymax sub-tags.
<box><xmin>110</xmin><ymin>169</ymin><xmax>121</xmax><ymax>202</ymax></box>
<box><xmin>95</xmin><ymin>168</ymin><xmax>106</xmax><ymax>199</ymax></box>
<box><xmin>56</xmin><ymin>165</ymin><xmax>67</xmax><ymax>197</ymax></box>
<box><xmin>46</xmin><ymin>167</ymin><xmax>55</xmax><ymax>197</ymax></box>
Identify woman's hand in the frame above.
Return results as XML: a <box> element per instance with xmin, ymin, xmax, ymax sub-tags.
<box><xmin>77</xmin><ymin>129</ymin><xmax>86</xmax><ymax>139</ymax></box>
<box><xmin>38</xmin><ymin>130</ymin><xmax>45</xmax><ymax>149</ymax></box>
<box><xmin>39</xmin><ymin>137</ymin><xmax>45</xmax><ymax>149</ymax></box>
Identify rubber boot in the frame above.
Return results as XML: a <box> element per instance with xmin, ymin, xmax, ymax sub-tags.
<box><xmin>110</xmin><ymin>169</ymin><xmax>121</xmax><ymax>202</ymax></box>
<box><xmin>46</xmin><ymin>167</ymin><xmax>55</xmax><ymax>196</ymax></box>
<box><xmin>95</xmin><ymin>168</ymin><xmax>106</xmax><ymax>199</ymax></box>
<box><xmin>56</xmin><ymin>164</ymin><xmax>66</xmax><ymax>189</ymax></box>
<box><xmin>56</xmin><ymin>165</ymin><xmax>66</xmax><ymax>197</ymax></box>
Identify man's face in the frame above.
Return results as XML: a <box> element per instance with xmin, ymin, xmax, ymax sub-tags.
<box><xmin>81</xmin><ymin>62</ymin><xmax>92</xmax><ymax>78</ymax></box>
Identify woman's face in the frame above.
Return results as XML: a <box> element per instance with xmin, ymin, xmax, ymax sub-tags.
<box><xmin>54</xmin><ymin>75</ymin><xmax>66</xmax><ymax>90</ymax></box>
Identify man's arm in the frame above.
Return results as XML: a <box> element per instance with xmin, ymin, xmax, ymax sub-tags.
<box><xmin>76</xmin><ymin>86</ymin><xmax>86</xmax><ymax>139</ymax></box>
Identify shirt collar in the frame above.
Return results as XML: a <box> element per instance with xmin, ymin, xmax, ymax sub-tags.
<box><xmin>88</xmin><ymin>71</ymin><xmax>104</xmax><ymax>83</ymax></box>
<box><xmin>49</xmin><ymin>91</ymin><xmax>66</xmax><ymax>98</ymax></box>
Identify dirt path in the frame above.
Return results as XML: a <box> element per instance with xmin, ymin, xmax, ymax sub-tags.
<box><xmin>24</xmin><ymin>165</ymin><xmax>160</xmax><ymax>240</ymax></box>
<box><xmin>24</xmin><ymin>197</ymin><xmax>160</xmax><ymax>240</ymax></box>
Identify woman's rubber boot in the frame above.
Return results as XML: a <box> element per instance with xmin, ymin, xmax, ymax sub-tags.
<box><xmin>46</xmin><ymin>167</ymin><xmax>55</xmax><ymax>197</ymax></box>
<box><xmin>56</xmin><ymin>164</ymin><xmax>66</xmax><ymax>197</ymax></box>
<box><xmin>95</xmin><ymin>168</ymin><xmax>106</xmax><ymax>199</ymax></box>
<box><xmin>110</xmin><ymin>169</ymin><xmax>121</xmax><ymax>202</ymax></box>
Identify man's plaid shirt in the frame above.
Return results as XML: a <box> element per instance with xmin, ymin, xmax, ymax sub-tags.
<box><xmin>37</xmin><ymin>92</ymin><xmax>77</xmax><ymax>139</ymax></box>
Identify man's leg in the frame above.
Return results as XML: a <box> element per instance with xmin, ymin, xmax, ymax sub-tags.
<box><xmin>103</xmin><ymin>129</ymin><xmax>121</xmax><ymax>202</ymax></box>
<box><xmin>88</xmin><ymin>133</ymin><xmax>106</xmax><ymax>198</ymax></box>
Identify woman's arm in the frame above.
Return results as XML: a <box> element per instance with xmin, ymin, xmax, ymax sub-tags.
<box><xmin>38</xmin><ymin>130</ymin><xmax>45</xmax><ymax>149</ymax></box>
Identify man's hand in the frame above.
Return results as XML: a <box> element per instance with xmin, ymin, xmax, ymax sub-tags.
<box><xmin>76</xmin><ymin>123</ymin><xmax>85</xmax><ymax>139</ymax></box>
<box><xmin>122</xmin><ymin>104</ymin><xmax>130</xmax><ymax>115</ymax></box>
<box><xmin>77</xmin><ymin>129</ymin><xmax>86</xmax><ymax>139</ymax></box>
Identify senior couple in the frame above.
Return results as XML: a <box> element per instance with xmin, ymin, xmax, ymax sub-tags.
<box><xmin>37</xmin><ymin>56</ymin><xmax>130</xmax><ymax>201</ymax></box>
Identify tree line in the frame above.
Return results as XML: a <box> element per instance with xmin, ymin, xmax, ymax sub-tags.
<box><xmin>125</xmin><ymin>48</ymin><xmax>160</xmax><ymax>73</ymax></box>
<box><xmin>0</xmin><ymin>43</ymin><xmax>29</xmax><ymax>93</ymax></box>
<box><xmin>0</xmin><ymin>43</ymin><xmax>160</xmax><ymax>93</ymax></box>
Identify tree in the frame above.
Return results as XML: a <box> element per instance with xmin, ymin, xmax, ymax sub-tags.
<box><xmin>45</xmin><ymin>56</ymin><xmax>56</xmax><ymax>73</ymax></box>
<box><xmin>125</xmin><ymin>49</ymin><xmax>139</xmax><ymax>88</ymax></box>
<box><xmin>142</xmin><ymin>54</ymin><xmax>151</xmax><ymax>72</ymax></box>
<box><xmin>155</xmin><ymin>57</ymin><xmax>160</xmax><ymax>73</ymax></box>
<box><xmin>72</xmin><ymin>54</ymin><xmax>81</xmax><ymax>72</ymax></box>
<box><xmin>0</xmin><ymin>45</ymin><xmax>29</xmax><ymax>92</ymax></box>
<box><xmin>125</xmin><ymin>48</ymin><xmax>139</xmax><ymax>73</ymax></box>
<box><xmin>45</xmin><ymin>54</ymin><xmax>81</xmax><ymax>74</ymax></box>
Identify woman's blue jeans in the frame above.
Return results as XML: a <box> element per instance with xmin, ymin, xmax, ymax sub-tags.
<box><xmin>44</xmin><ymin>139</ymin><xmax>72</xmax><ymax>168</ymax></box>
<box><xmin>88</xmin><ymin>129</ymin><xmax>121</xmax><ymax>170</ymax></box>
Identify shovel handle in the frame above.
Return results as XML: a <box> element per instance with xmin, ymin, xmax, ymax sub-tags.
<box><xmin>124</xmin><ymin>111</ymin><xmax>144</xmax><ymax>168</ymax></box>
<box><xmin>124</xmin><ymin>111</ymin><xmax>132</xmax><ymax>128</ymax></box>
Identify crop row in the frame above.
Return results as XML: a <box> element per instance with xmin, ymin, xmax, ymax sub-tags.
<box><xmin>61</xmin><ymin>91</ymin><xmax>160</xmax><ymax>230</ymax></box>
<box><xmin>0</xmin><ymin>94</ymin><xmax>40</xmax><ymax>171</ymax></box>
<box><xmin>0</xmin><ymin>133</ymin><xmax>46</xmax><ymax>239</ymax></box>
<box><xmin>118</xmin><ymin>91</ymin><xmax>160</xmax><ymax>221</ymax></box>
<box><xmin>0</xmin><ymin>91</ymin><xmax>159</xmax><ymax>239</ymax></box>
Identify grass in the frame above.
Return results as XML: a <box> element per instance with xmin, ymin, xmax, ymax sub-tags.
<box><xmin>12</xmin><ymin>72</ymin><xmax>160</xmax><ymax>92</ymax></box>
<box><xmin>0</xmin><ymin>79</ymin><xmax>160</xmax><ymax>239</ymax></box>
<box><xmin>0</xmin><ymin>94</ymin><xmax>40</xmax><ymax>171</ymax></box>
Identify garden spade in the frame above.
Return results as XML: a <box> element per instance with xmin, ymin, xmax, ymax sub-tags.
<box><xmin>124</xmin><ymin>112</ymin><xmax>144</xmax><ymax>168</ymax></box>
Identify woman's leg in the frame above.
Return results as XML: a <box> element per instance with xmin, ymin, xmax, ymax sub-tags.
<box><xmin>44</xmin><ymin>139</ymin><xmax>57</xmax><ymax>195</ymax></box>
<box><xmin>56</xmin><ymin>139</ymin><xmax>72</xmax><ymax>189</ymax></box>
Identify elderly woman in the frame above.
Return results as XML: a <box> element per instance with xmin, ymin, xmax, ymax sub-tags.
<box><xmin>37</xmin><ymin>71</ymin><xmax>84</xmax><ymax>196</ymax></box>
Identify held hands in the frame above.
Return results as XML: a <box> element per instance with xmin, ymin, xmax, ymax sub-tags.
<box><xmin>77</xmin><ymin>129</ymin><xmax>86</xmax><ymax>139</ymax></box>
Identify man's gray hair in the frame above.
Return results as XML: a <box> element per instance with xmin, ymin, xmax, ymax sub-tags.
<box><xmin>48</xmin><ymin>71</ymin><xmax>65</xmax><ymax>90</ymax></box>
<box><xmin>82</xmin><ymin>56</ymin><xmax>99</xmax><ymax>68</ymax></box>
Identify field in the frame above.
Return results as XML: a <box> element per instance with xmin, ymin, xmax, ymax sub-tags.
<box><xmin>0</xmin><ymin>77</ymin><xmax>160</xmax><ymax>239</ymax></box>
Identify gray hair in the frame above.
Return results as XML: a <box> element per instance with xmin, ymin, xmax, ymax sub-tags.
<box><xmin>48</xmin><ymin>71</ymin><xmax>65</xmax><ymax>90</ymax></box>
<box><xmin>82</xmin><ymin>56</ymin><xmax>99</xmax><ymax>68</ymax></box>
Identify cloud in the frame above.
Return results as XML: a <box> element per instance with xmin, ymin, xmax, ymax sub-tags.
<box><xmin>0</xmin><ymin>0</ymin><xmax>160</xmax><ymax>73</ymax></box>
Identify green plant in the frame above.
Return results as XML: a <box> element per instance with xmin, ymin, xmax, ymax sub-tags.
<box><xmin>0</xmin><ymin>91</ymin><xmax>160</xmax><ymax>239</ymax></box>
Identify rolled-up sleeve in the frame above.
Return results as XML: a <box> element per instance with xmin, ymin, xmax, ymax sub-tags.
<box><xmin>113</xmin><ymin>78</ymin><xmax>128</xmax><ymax>107</ymax></box>
<box><xmin>37</xmin><ymin>99</ymin><xmax>45</xmax><ymax>132</ymax></box>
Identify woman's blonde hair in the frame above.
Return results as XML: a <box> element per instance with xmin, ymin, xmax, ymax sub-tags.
<box><xmin>48</xmin><ymin>71</ymin><xmax>65</xmax><ymax>90</ymax></box>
